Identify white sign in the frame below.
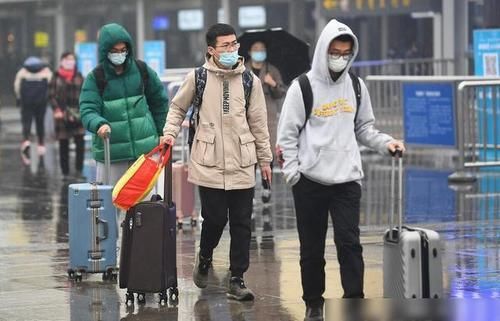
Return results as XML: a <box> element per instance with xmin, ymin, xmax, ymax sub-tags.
<box><xmin>178</xmin><ymin>9</ymin><xmax>204</xmax><ymax>31</ymax></box>
<box><xmin>238</xmin><ymin>6</ymin><xmax>266</xmax><ymax>28</ymax></box>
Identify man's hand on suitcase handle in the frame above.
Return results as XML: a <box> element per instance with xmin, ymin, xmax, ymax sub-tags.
<box><xmin>387</xmin><ymin>140</ymin><xmax>405</xmax><ymax>157</ymax></box>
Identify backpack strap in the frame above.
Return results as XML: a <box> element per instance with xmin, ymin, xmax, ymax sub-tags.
<box><xmin>135</xmin><ymin>59</ymin><xmax>149</xmax><ymax>94</ymax></box>
<box><xmin>93</xmin><ymin>64</ymin><xmax>107</xmax><ymax>97</ymax></box>
<box><xmin>349</xmin><ymin>71</ymin><xmax>362</xmax><ymax>123</ymax></box>
<box><xmin>298</xmin><ymin>74</ymin><xmax>313</xmax><ymax>133</ymax></box>
<box><xmin>188</xmin><ymin>67</ymin><xmax>208</xmax><ymax>147</ymax></box>
<box><xmin>242</xmin><ymin>70</ymin><xmax>253</xmax><ymax>110</ymax></box>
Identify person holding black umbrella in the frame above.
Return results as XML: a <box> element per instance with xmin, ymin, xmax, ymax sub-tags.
<box><xmin>277</xmin><ymin>19</ymin><xmax>405</xmax><ymax>321</ymax></box>
<box><xmin>246</xmin><ymin>40</ymin><xmax>286</xmax><ymax>203</ymax></box>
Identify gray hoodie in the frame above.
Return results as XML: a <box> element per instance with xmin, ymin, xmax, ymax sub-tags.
<box><xmin>276</xmin><ymin>19</ymin><xmax>393</xmax><ymax>186</ymax></box>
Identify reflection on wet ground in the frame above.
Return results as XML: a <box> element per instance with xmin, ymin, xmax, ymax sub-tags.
<box><xmin>0</xmin><ymin>107</ymin><xmax>499</xmax><ymax>320</ymax></box>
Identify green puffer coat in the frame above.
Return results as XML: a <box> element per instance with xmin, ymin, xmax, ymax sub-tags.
<box><xmin>79</xmin><ymin>23</ymin><xmax>168</xmax><ymax>162</ymax></box>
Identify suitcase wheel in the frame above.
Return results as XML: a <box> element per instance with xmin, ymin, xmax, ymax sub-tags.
<box><xmin>137</xmin><ymin>292</ymin><xmax>146</xmax><ymax>305</ymax></box>
<box><xmin>159</xmin><ymin>291</ymin><xmax>167</xmax><ymax>306</ymax></box>
<box><xmin>125</xmin><ymin>291</ymin><xmax>134</xmax><ymax>307</ymax></box>
<box><xmin>71</xmin><ymin>269</ymin><xmax>84</xmax><ymax>282</ymax></box>
<box><xmin>168</xmin><ymin>287</ymin><xmax>179</xmax><ymax>303</ymax></box>
<box><xmin>102</xmin><ymin>268</ymin><xmax>118</xmax><ymax>282</ymax></box>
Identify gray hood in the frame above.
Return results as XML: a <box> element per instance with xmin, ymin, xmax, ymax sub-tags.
<box><xmin>309</xmin><ymin>19</ymin><xmax>359</xmax><ymax>83</ymax></box>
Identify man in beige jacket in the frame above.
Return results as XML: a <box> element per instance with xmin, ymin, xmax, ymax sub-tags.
<box><xmin>161</xmin><ymin>23</ymin><xmax>272</xmax><ymax>301</ymax></box>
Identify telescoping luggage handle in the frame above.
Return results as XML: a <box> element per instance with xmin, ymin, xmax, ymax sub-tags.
<box><xmin>389</xmin><ymin>149</ymin><xmax>403</xmax><ymax>241</ymax></box>
<box><xmin>102</xmin><ymin>133</ymin><xmax>111</xmax><ymax>186</ymax></box>
<box><xmin>163</xmin><ymin>143</ymin><xmax>173</xmax><ymax>205</ymax></box>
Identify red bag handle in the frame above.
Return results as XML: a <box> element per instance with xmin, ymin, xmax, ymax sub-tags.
<box><xmin>145</xmin><ymin>143</ymin><xmax>172</xmax><ymax>169</ymax></box>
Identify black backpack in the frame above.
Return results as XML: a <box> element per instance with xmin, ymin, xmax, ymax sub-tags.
<box><xmin>298</xmin><ymin>71</ymin><xmax>361</xmax><ymax>132</ymax></box>
<box><xmin>188</xmin><ymin>67</ymin><xmax>253</xmax><ymax>147</ymax></box>
<box><xmin>20</xmin><ymin>78</ymin><xmax>49</xmax><ymax>106</ymax></box>
<box><xmin>93</xmin><ymin>59</ymin><xmax>149</xmax><ymax>97</ymax></box>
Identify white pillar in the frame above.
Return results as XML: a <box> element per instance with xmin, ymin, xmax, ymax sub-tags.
<box><xmin>222</xmin><ymin>0</ymin><xmax>231</xmax><ymax>24</ymax></box>
<box><xmin>454</xmin><ymin>0</ymin><xmax>468</xmax><ymax>75</ymax></box>
<box><xmin>433</xmin><ymin>13</ymin><xmax>442</xmax><ymax>61</ymax></box>
<box><xmin>55</xmin><ymin>1</ymin><xmax>65</xmax><ymax>62</ymax></box>
<box><xmin>442</xmin><ymin>0</ymin><xmax>455</xmax><ymax>74</ymax></box>
<box><xmin>136</xmin><ymin>0</ymin><xmax>145</xmax><ymax>60</ymax></box>
<box><xmin>315</xmin><ymin>0</ymin><xmax>327</xmax><ymax>42</ymax></box>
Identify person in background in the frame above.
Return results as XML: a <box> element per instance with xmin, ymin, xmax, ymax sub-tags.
<box><xmin>14</xmin><ymin>56</ymin><xmax>52</xmax><ymax>164</ymax></box>
<box><xmin>49</xmin><ymin>51</ymin><xmax>85</xmax><ymax>180</ymax></box>
<box><xmin>245</xmin><ymin>40</ymin><xmax>286</xmax><ymax>203</ymax></box>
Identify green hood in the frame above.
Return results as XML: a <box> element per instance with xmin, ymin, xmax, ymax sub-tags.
<box><xmin>98</xmin><ymin>23</ymin><xmax>135</xmax><ymax>69</ymax></box>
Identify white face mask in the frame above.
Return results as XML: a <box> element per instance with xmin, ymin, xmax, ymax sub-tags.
<box><xmin>61</xmin><ymin>58</ymin><xmax>76</xmax><ymax>70</ymax></box>
<box><xmin>328</xmin><ymin>55</ymin><xmax>349</xmax><ymax>72</ymax></box>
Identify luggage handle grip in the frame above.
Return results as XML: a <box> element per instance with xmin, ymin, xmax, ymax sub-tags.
<box><xmin>163</xmin><ymin>143</ymin><xmax>173</xmax><ymax>205</ymax></box>
<box><xmin>96</xmin><ymin>217</ymin><xmax>109</xmax><ymax>243</ymax></box>
<box><xmin>389</xmin><ymin>148</ymin><xmax>403</xmax><ymax>241</ymax></box>
<box><xmin>102</xmin><ymin>135</ymin><xmax>111</xmax><ymax>185</ymax></box>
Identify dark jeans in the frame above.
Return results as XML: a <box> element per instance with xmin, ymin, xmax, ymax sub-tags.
<box><xmin>292</xmin><ymin>175</ymin><xmax>364</xmax><ymax>307</ymax></box>
<box><xmin>198</xmin><ymin>186</ymin><xmax>254</xmax><ymax>278</ymax></box>
<box><xmin>59</xmin><ymin>135</ymin><xmax>84</xmax><ymax>175</ymax></box>
<box><xmin>21</xmin><ymin>104</ymin><xmax>46</xmax><ymax>144</ymax></box>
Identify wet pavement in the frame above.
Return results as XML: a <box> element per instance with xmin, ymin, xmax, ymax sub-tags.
<box><xmin>0</xmin><ymin>106</ymin><xmax>499</xmax><ymax>321</ymax></box>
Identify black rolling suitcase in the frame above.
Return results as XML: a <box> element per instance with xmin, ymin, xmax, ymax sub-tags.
<box><xmin>119</xmin><ymin>146</ymin><xmax>178</xmax><ymax>306</ymax></box>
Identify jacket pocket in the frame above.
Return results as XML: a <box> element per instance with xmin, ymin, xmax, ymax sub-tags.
<box><xmin>239</xmin><ymin>133</ymin><xmax>257</xmax><ymax>167</ymax></box>
<box><xmin>301</xmin><ymin>149</ymin><xmax>361</xmax><ymax>183</ymax></box>
<box><xmin>192</xmin><ymin>131</ymin><xmax>216</xmax><ymax>167</ymax></box>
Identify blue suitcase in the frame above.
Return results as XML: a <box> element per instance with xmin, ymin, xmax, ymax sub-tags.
<box><xmin>67</xmin><ymin>136</ymin><xmax>118</xmax><ymax>281</ymax></box>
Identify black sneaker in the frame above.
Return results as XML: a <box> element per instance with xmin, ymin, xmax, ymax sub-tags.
<box><xmin>227</xmin><ymin>277</ymin><xmax>255</xmax><ymax>301</ymax></box>
<box><xmin>192</xmin><ymin>253</ymin><xmax>212</xmax><ymax>288</ymax></box>
<box><xmin>304</xmin><ymin>305</ymin><xmax>324</xmax><ymax>321</ymax></box>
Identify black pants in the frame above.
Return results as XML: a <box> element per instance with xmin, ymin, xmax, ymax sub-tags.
<box><xmin>21</xmin><ymin>104</ymin><xmax>46</xmax><ymax>144</ymax></box>
<box><xmin>59</xmin><ymin>135</ymin><xmax>85</xmax><ymax>175</ymax></box>
<box><xmin>292</xmin><ymin>175</ymin><xmax>364</xmax><ymax>307</ymax></box>
<box><xmin>198</xmin><ymin>186</ymin><xmax>254</xmax><ymax>278</ymax></box>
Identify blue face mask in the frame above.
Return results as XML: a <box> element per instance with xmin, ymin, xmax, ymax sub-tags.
<box><xmin>251</xmin><ymin>51</ymin><xmax>267</xmax><ymax>62</ymax></box>
<box><xmin>107</xmin><ymin>52</ymin><xmax>128</xmax><ymax>66</ymax></box>
<box><xmin>218</xmin><ymin>51</ymin><xmax>239</xmax><ymax>68</ymax></box>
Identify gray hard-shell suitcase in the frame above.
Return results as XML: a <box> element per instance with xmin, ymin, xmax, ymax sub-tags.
<box><xmin>119</xmin><ymin>145</ymin><xmax>178</xmax><ymax>306</ymax></box>
<box><xmin>68</xmin><ymin>135</ymin><xmax>118</xmax><ymax>281</ymax></box>
<box><xmin>383</xmin><ymin>150</ymin><xmax>443</xmax><ymax>298</ymax></box>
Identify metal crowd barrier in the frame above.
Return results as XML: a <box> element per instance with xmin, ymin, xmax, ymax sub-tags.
<box><xmin>352</xmin><ymin>58</ymin><xmax>455</xmax><ymax>79</ymax></box>
<box><xmin>449</xmin><ymin>80</ymin><xmax>500</xmax><ymax>182</ymax></box>
<box><xmin>365</xmin><ymin>76</ymin><xmax>500</xmax><ymax>183</ymax></box>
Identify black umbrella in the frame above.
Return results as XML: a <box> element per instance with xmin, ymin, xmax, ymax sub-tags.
<box><xmin>238</xmin><ymin>28</ymin><xmax>310</xmax><ymax>85</ymax></box>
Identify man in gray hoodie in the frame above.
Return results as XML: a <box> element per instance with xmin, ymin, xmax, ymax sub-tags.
<box><xmin>276</xmin><ymin>19</ymin><xmax>405</xmax><ymax>321</ymax></box>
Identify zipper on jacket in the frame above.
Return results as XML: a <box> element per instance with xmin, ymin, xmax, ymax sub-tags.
<box><xmin>122</xmin><ymin>78</ymin><xmax>137</xmax><ymax>157</ymax></box>
<box><xmin>220</xmin><ymin>77</ymin><xmax>228</xmax><ymax>189</ymax></box>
